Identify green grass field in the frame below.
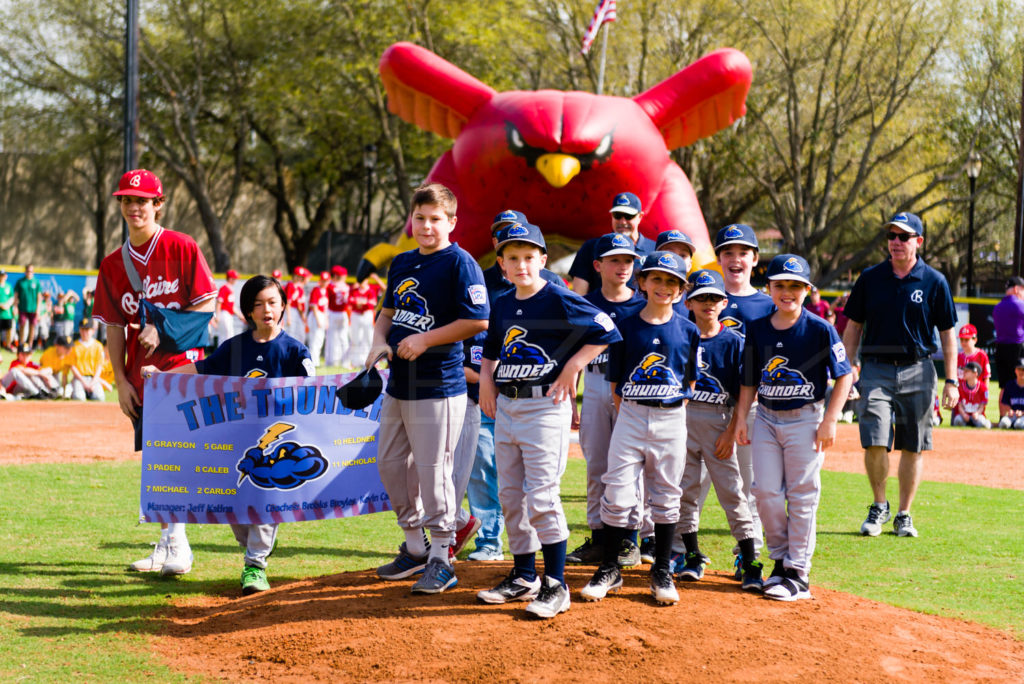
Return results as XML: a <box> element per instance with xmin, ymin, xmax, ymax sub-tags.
<box><xmin>1</xmin><ymin>458</ymin><xmax>1021</xmax><ymax>681</ymax></box>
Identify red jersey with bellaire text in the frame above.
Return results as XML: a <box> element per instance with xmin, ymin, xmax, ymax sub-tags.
<box><xmin>953</xmin><ymin>378</ymin><xmax>989</xmax><ymax>419</ymax></box>
<box><xmin>957</xmin><ymin>349</ymin><xmax>991</xmax><ymax>381</ymax></box>
<box><xmin>308</xmin><ymin>286</ymin><xmax>329</xmax><ymax>314</ymax></box>
<box><xmin>217</xmin><ymin>284</ymin><xmax>237</xmax><ymax>315</ymax></box>
<box><xmin>92</xmin><ymin>226</ymin><xmax>216</xmax><ymax>398</ymax></box>
<box><xmin>349</xmin><ymin>284</ymin><xmax>379</xmax><ymax>314</ymax></box>
<box><xmin>285</xmin><ymin>281</ymin><xmax>306</xmax><ymax>312</ymax></box>
<box><xmin>327</xmin><ymin>282</ymin><xmax>349</xmax><ymax>313</ymax></box>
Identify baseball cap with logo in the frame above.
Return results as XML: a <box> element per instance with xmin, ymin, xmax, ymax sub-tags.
<box><xmin>886</xmin><ymin>212</ymin><xmax>924</xmax><ymax>237</ymax></box>
<box><xmin>958</xmin><ymin>323</ymin><xmax>977</xmax><ymax>338</ymax></box>
<box><xmin>596</xmin><ymin>233</ymin><xmax>639</xmax><ymax>258</ymax></box>
<box><xmin>639</xmin><ymin>251</ymin><xmax>688</xmax><ymax>281</ymax></box>
<box><xmin>714</xmin><ymin>224</ymin><xmax>759</xmax><ymax>253</ymax></box>
<box><xmin>496</xmin><ymin>222</ymin><xmax>546</xmax><ymax>254</ymax></box>
<box><xmin>79</xmin><ymin>317</ymin><xmax>93</xmax><ymax>328</ymax></box>
<box><xmin>331</xmin><ymin>265</ymin><xmax>348</xmax><ymax>277</ymax></box>
<box><xmin>320</xmin><ymin>271</ymin><xmax>330</xmax><ymax>281</ymax></box>
<box><xmin>687</xmin><ymin>269</ymin><xmax>727</xmax><ymax>299</ymax></box>
<box><xmin>1016</xmin><ymin>358</ymin><xmax>1024</xmax><ymax>370</ymax></box>
<box><xmin>656</xmin><ymin>230</ymin><xmax>695</xmax><ymax>256</ymax></box>
<box><xmin>17</xmin><ymin>343</ymin><xmax>31</xmax><ymax>354</ymax></box>
<box><xmin>766</xmin><ymin>253</ymin><xmax>813</xmax><ymax>286</ymax></box>
<box><xmin>491</xmin><ymin>209</ymin><xmax>529</xmax><ymax>236</ymax></box>
<box><xmin>112</xmin><ymin>169</ymin><xmax>164</xmax><ymax>198</ymax></box>
<box><xmin>609</xmin><ymin>192</ymin><xmax>642</xmax><ymax>216</ymax></box>
<box><xmin>55</xmin><ymin>335</ymin><xmax>72</xmax><ymax>347</ymax></box>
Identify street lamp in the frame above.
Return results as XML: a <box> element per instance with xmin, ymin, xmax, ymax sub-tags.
<box><xmin>966</xmin><ymin>151</ymin><xmax>982</xmax><ymax>296</ymax></box>
<box><xmin>363</xmin><ymin>144</ymin><xmax>377</xmax><ymax>251</ymax></box>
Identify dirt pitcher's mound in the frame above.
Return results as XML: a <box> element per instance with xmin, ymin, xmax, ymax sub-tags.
<box><xmin>158</xmin><ymin>563</ymin><xmax>1024</xmax><ymax>683</ymax></box>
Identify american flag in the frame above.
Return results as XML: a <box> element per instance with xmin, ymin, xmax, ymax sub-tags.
<box><xmin>580</xmin><ymin>0</ymin><xmax>617</xmax><ymax>55</ymax></box>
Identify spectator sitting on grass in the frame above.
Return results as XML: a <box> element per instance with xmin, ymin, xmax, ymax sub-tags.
<box><xmin>997</xmin><ymin>358</ymin><xmax>1024</xmax><ymax>429</ymax></box>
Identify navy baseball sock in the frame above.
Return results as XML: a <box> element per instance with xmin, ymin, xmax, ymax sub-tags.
<box><xmin>738</xmin><ymin>537</ymin><xmax>757</xmax><ymax>568</ymax></box>
<box><xmin>629</xmin><ymin>529</ymin><xmax>639</xmax><ymax>545</ymax></box>
<box><xmin>653</xmin><ymin>523</ymin><xmax>675</xmax><ymax>572</ymax></box>
<box><xmin>541</xmin><ymin>540</ymin><xmax>568</xmax><ymax>586</ymax></box>
<box><xmin>591</xmin><ymin>527</ymin><xmax>606</xmax><ymax>547</ymax></box>
<box><xmin>513</xmin><ymin>553</ymin><xmax>537</xmax><ymax>582</ymax></box>
<box><xmin>681</xmin><ymin>531</ymin><xmax>700</xmax><ymax>557</ymax></box>
<box><xmin>602</xmin><ymin>526</ymin><xmax>627</xmax><ymax>566</ymax></box>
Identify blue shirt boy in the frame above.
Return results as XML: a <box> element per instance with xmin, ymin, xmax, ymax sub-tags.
<box><xmin>196</xmin><ymin>331</ymin><xmax>312</xmax><ymax>378</ymax></box>
<box><xmin>692</xmin><ymin>327</ymin><xmax>744</xmax><ymax>406</ymax></box>
<box><xmin>584</xmin><ymin>289</ymin><xmax>646</xmax><ymax>372</ymax></box>
<box><xmin>607</xmin><ymin>312</ymin><xmax>700</xmax><ymax>406</ymax></box>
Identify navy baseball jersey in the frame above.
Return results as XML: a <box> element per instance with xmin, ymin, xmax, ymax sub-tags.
<box><xmin>1000</xmin><ymin>380</ymin><xmax>1024</xmax><ymax>411</ymax></box>
<box><xmin>382</xmin><ymin>243</ymin><xmax>489</xmax><ymax>400</ymax></box>
<box><xmin>607</xmin><ymin>312</ymin><xmax>700</xmax><ymax>405</ymax></box>
<box><xmin>195</xmin><ymin>330</ymin><xmax>313</xmax><ymax>378</ymax></box>
<box><xmin>584</xmin><ymin>289</ymin><xmax>646</xmax><ymax>370</ymax></box>
<box><xmin>844</xmin><ymin>258</ymin><xmax>956</xmax><ymax>361</ymax></box>
<box><xmin>742</xmin><ymin>311</ymin><xmax>853</xmax><ymax>410</ymax></box>
<box><xmin>483</xmin><ymin>283</ymin><xmax>621</xmax><ymax>386</ymax></box>
<box><xmin>463</xmin><ymin>330</ymin><xmax>486</xmax><ymax>404</ymax></box>
<box><xmin>719</xmin><ymin>290</ymin><xmax>775</xmax><ymax>337</ymax></box>
<box><xmin>691</xmin><ymin>326</ymin><xmax>744</xmax><ymax>406</ymax></box>
<box><xmin>569</xmin><ymin>234</ymin><xmax>656</xmax><ymax>292</ymax></box>
<box><xmin>482</xmin><ymin>263</ymin><xmax>564</xmax><ymax>306</ymax></box>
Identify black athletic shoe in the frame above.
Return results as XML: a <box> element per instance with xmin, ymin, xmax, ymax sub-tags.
<box><xmin>566</xmin><ymin>537</ymin><xmax>604</xmax><ymax>564</ymax></box>
<box><xmin>581</xmin><ymin>563</ymin><xmax>623</xmax><ymax>601</ymax></box>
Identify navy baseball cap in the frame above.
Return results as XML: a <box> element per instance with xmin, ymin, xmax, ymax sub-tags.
<box><xmin>656</xmin><ymin>230</ymin><xmax>695</xmax><ymax>256</ymax></box>
<box><xmin>886</xmin><ymin>212</ymin><xmax>924</xmax><ymax>237</ymax></box>
<box><xmin>1006</xmin><ymin>276</ymin><xmax>1024</xmax><ymax>289</ymax></box>
<box><xmin>496</xmin><ymin>222</ymin><xmax>547</xmax><ymax>254</ymax></box>
<box><xmin>609</xmin><ymin>192</ymin><xmax>642</xmax><ymax>216</ymax></box>
<box><xmin>595</xmin><ymin>233</ymin><xmax>638</xmax><ymax>258</ymax></box>
<box><xmin>714</xmin><ymin>224</ymin><xmax>759</xmax><ymax>253</ymax></box>
<box><xmin>687</xmin><ymin>269</ymin><xmax>727</xmax><ymax>298</ymax></box>
<box><xmin>491</xmin><ymin>209</ymin><xmax>528</xmax><ymax>235</ymax></box>
<box><xmin>963</xmin><ymin>361</ymin><xmax>982</xmax><ymax>375</ymax></box>
<box><xmin>639</xmin><ymin>251</ymin><xmax>688</xmax><ymax>281</ymax></box>
<box><xmin>17</xmin><ymin>343</ymin><xmax>31</xmax><ymax>354</ymax></box>
<box><xmin>1015</xmin><ymin>358</ymin><xmax>1024</xmax><ymax>369</ymax></box>
<box><xmin>766</xmin><ymin>254</ymin><xmax>813</xmax><ymax>286</ymax></box>
<box><xmin>55</xmin><ymin>335</ymin><xmax>72</xmax><ymax>347</ymax></box>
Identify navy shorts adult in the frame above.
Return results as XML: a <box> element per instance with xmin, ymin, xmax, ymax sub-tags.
<box><xmin>857</xmin><ymin>359</ymin><xmax>935</xmax><ymax>453</ymax></box>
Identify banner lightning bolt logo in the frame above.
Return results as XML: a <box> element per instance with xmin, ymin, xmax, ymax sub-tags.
<box><xmin>238</xmin><ymin>422</ymin><xmax>295</xmax><ymax>486</ymax></box>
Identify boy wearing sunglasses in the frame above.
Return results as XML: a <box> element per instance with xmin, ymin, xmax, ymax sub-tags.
<box><xmin>842</xmin><ymin>212</ymin><xmax>958</xmax><ymax>539</ymax></box>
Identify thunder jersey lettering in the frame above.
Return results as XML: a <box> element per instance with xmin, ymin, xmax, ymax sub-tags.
<box><xmin>691</xmin><ymin>327</ymin><xmax>743</xmax><ymax>406</ymax></box>
<box><xmin>484</xmin><ymin>283</ymin><xmax>621</xmax><ymax>387</ymax></box>
<box><xmin>742</xmin><ymin>310</ymin><xmax>852</xmax><ymax>410</ymax></box>
<box><xmin>382</xmin><ymin>243</ymin><xmax>488</xmax><ymax>400</ymax></box>
<box><xmin>196</xmin><ymin>330</ymin><xmax>313</xmax><ymax>378</ymax></box>
<box><xmin>92</xmin><ymin>226</ymin><xmax>216</xmax><ymax>398</ymax></box>
<box><xmin>719</xmin><ymin>290</ymin><xmax>775</xmax><ymax>337</ymax></box>
<box><xmin>607</xmin><ymin>312</ymin><xmax>699</xmax><ymax>404</ymax></box>
<box><xmin>583</xmin><ymin>289</ymin><xmax>646</xmax><ymax>369</ymax></box>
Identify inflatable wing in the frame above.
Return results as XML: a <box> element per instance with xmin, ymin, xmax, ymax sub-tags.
<box><xmin>360</xmin><ymin>41</ymin><xmax>751</xmax><ymax>277</ymax></box>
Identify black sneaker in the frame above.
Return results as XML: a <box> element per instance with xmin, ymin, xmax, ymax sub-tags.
<box><xmin>617</xmin><ymin>538</ymin><xmax>641</xmax><ymax>568</ymax></box>
<box><xmin>763</xmin><ymin>559</ymin><xmax>787</xmax><ymax>590</ymax></box>
<box><xmin>860</xmin><ymin>501</ymin><xmax>891</xmax><ymax>536</ymax></box>
<box><xmin>525</xmin><ymin>576</ymin><xmax>570</xmax><ymax>618</ymax></box>
<box><xmin>649</xmin><ymin>566</ymin><xmax>679</xmax><ymax>605</ymax></box>
<box><xmin>763</xmin><ymin>568</ymin><xmax>810</xmax><ymax>602</ymax></box>
<box><xmin>675</xmin><ymin>552</ymin><xmax>706</xmax><ymax>582</ymax></box>
<box><xmin>566</xmin><ymin>537</ymin><xmax>604</xmax><ymax>564</ymax></box>
<box><xmin>580</xmin><ymin>563</ymin><xmax>623</xmax><ymax>601</ymax></box>
<box><xmin>741</xmin><ymin>560</ymin><xmax>764</xmax><ymax>593</ymax></box>
<box><xmin>476</xmin><ymin>570</ymin><xmax>541</xmax><ymax>604</ymax></box>
<box><xmin>639</xmin><ymin>537</ymin><xmax>656</xmax><ymax>564</ymax></box>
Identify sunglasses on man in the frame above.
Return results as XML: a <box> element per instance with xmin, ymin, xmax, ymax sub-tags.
<box><xmin>611</xmin><ymin>212</ymin><xmax>636</xmax><ymax>221</ymax></box>
<box><xmin>887</xmin><ymin>232</ymin><xmax>917</xmax><ymax>242</ymax></box>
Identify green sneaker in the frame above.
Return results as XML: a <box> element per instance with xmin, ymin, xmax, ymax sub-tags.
<box><xmin>241</xmin><ymin>565</ymin><xmax>270</xmax><ymax>595</ymax></box>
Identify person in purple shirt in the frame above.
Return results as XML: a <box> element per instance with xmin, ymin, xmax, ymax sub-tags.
<box><xmin>992</xmin><ymin>276</ymin><xmax>1024</xmax><ymax>386</ymax></box>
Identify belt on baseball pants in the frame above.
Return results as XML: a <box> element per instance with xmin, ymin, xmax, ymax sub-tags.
<box><xmin>498</xmin><ymin>383</ymin><xmax>553</xmax><ymax>399</ymax></box>
<box><xmin>863</xmin><ymin>354</ymin><xmax>927</xmax><ymax>366</ymax></box>
<box><xmin>629</xmin><ymin>399</ymin><xmax>684</xmax><ymax>409</ymax></box>
<box><xmin>586</xmin><ymin>362</ymin><xmax>608</xmax><ymax>374</ymax></box>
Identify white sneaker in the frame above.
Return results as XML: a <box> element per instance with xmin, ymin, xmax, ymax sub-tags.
<box><xmin>159</xmin><ymin>535</ymin><xmax>194</xmax><ymax>575</ymax></box>
<box><xmin>128</xmin><ymin>538</ymin><xmax>169</xmax><ymax>572</ymax></box>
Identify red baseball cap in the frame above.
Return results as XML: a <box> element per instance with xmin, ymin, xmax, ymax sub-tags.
<box><xmin>320</xmin><ymin>271</ymin><xmax>330</xmax><ymax>281</ymax></box>
<box><xmin>293</xmin><ymin>266</ymin><xmax>307</xmax><ymax>277</ymax></box>
<box><xmin>113</xmin><ymin>169</ymin><xmax>164</xmax><ymax>198</ymax></box>
<box><xmin>226</xmin><ymin>269</ymin><xmax>239</xmax><ymax>279</ymax></box>
<box><xmin>272</xmin><ymin>269</ymin><xmax>283</xmax><ymax>279</ymax></box>
<box><xmin>331</xmin><ymin>265</ymin><xmax>348</xmax><ymax>276</ymax></box>
<box><xmin>959</xmin><ymin>323</ymin><xmax>977</xmax><ymax>338</ymax></box>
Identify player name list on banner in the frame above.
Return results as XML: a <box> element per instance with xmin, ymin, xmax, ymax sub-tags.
<box><xmin>140</xmin><ymin>372</ymin><xmax>390</xmax><ymax>524</ymax></box>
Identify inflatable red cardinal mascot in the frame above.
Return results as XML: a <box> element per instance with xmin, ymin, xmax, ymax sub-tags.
<box><xmin>359</xmin><ymin>41</ymin><xmax>751</xmax><ymax>278</ymax></box>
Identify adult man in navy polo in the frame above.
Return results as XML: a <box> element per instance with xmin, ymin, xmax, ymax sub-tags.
<box><xmin>842</xmin><ymin>212</ymin><xmax>958</xmax><ymax>539</ymax></box>
<box><xmin>569</xmin><ymin>193</ymin><xmax>657</xmax><ymax>295</ymax></box>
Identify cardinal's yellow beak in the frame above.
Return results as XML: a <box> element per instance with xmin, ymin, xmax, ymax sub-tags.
<box><xmin>535</xmin><ymin>153</ymin><xmax>581</xmax><ymax>188</ymax></box>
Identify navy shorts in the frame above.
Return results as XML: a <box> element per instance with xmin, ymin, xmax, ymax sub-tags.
<box><xmin>857</xmin><ymin>359</ymin><xmax>936</xmax><ymax>453</ymax></box>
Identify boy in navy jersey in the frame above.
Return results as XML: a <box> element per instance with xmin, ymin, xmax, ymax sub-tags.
<box><xmin>734</xmin><ymin>254</ymin><xmax>852</xmax><ymax>601</ymax></box>
<box><xmin>581</xmin><ymin>251</ymin><xmax>699</xmax><ymax>606</ymax></box>
<box><xmin>569</xmin><ymin>233</ymin><xmax>646</xmax><ymax>567</ymax></box>
<box><xmin>675</xmin><ymin>269</ymin><xmax>762</xmax><ymax>591</ymax></box>
<box><xmin>367</xmin><ymin>184</ymin><xmax>489</xmax><ymax>595</ymax></box>
<box><xmin>142</xmin><ymin>274</ymin><xmax>314</xmax><ymax>594</ymax></box>
<box><xmin>477</xmin><ymin>222</ymin><xmax>620</xmax><ymax>619</ymax></box>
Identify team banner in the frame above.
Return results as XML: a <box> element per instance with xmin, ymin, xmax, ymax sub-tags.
<box><xmin>140</xmin><ymin>372</ymin><xmax>390</xmax><ymax>524</ymax></box>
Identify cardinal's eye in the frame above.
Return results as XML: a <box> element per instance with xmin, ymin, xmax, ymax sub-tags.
<box><xmin>594</xmin><ymin>133</ymin><xmax>611</xmax><ymax>157</ymax></box>
<box><xmin>509</xmin><ymin>126</ymin><xmax>524</xmax><ymax>150</ymax></box>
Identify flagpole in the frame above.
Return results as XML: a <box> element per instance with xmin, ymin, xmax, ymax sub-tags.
<box><xmin>597</xmin><ymin>22</ymin><xmax>610</xmax><ymax>95</ymax></box>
